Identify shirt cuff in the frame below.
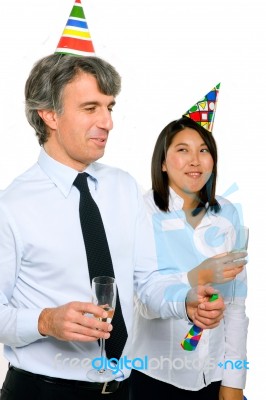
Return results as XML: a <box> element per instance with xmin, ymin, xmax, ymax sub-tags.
<box><xmin>221</xmin><ymin>366</ymin><xmax>247</xmax><ymax>389</ymax></box>
<box><xmin>162</xmin><ymin>283</ymin><xmax>190</xmax><ymax>321</ymax></box>
<box><xmin>17</xmin><ymin>308</ymin><xmax>47</xmax><ymax>346</ymax></box>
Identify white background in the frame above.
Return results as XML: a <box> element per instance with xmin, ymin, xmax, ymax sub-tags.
<box><xmin>0</xmin><ymin>0</ymin><xmax>265</xmax><ymax>397</ymax></box>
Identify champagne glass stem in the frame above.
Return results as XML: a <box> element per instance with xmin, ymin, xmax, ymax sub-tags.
<box><xmin>98</xmin><ymin>338</ymin><xmax>106</xmax><ymax>374</ymax></box>
<box><xmin>100</xmin><ymin>338</ymin><xmax>104</xmax><ymax>358</ymax></box>
<box><xmin>231</xmin><ymin>278</ymin><xmax>236</xmax><ymax>304</ymax></box>
<box><xmin>231</xmin><ymin>226</ymin><xmax>249</xmax><ymax>304</ymax></box>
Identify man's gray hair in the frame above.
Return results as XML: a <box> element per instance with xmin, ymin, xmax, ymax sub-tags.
<box><xmin>25</xmin><ymin>54</ymin><xmax>121</xmax><ymax>145</ymax></box>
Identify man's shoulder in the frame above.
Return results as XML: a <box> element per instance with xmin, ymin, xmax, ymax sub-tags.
<box><xmin>0</xmin><ymin>163</ymin><xmax>40</xmax><ymax>200</ymax></box>
<box><xmin>93</xmin><ymin>162</ymin><xmax>136</xmax><ymax>183</ymax></box>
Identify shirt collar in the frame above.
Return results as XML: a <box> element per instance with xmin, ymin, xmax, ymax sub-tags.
<box><xmin>168</xmin><ymin>187</ymin><xmax>217</xmax><ymax>227</ymax></box>
<box><xmin>38</xmin><ymin>148</ymin><xmax>98</xmax><ymax>198</ymax></box>
<box><xmin>168</xmin><ymin>187</ymin><xmax>184</xmax><ymax>211</ymax></box>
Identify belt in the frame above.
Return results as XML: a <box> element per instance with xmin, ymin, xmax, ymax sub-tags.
<box><xmin>10</xmin><ymin>366</ymin><xmax>121</xmax><ymax>394</ymax></box>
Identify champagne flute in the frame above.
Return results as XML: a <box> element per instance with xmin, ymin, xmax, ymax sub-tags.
<box><xmin>86</xmin><ymin>276</ymin><xmax>117</xmax><ymax>382</ymax></box>
<box><xmin>231</xmin><ymin>225</ymin><xmax>249</xmax><ymax>303</ymax></box>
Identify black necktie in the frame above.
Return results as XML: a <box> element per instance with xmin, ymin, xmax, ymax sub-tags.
<box><xmin>73</xmin><ymin>172</ymin><xmax>128</xmax><ymax>361</ymax></box>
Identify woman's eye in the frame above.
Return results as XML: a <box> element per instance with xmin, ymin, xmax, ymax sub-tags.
<box><xmin>201</xmin><ymin>148</ymin><xmax>210</xmax><ymax>153</ymax></box>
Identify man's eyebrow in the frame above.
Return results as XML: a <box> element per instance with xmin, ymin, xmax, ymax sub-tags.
<box><xmin>79</xmin><ymin>100</ymin><xmax>116</xmax><ymax>107</ymax></box>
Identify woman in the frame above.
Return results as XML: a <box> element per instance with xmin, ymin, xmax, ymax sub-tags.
<box><xmin>130</xmin><ymin>117</ymin><xmax>248</xmax><ymax>400</ymax></box>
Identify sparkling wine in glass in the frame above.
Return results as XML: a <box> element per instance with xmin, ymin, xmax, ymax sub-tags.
<box><xmin>86</xmin><ymin>276</ymin><xmax>116</xmax><ymax>382</ymax></box>
<box><xmin>231</xmin><ymin>225</ymin><xmax>249</xmax><ymax>303</ymax></box>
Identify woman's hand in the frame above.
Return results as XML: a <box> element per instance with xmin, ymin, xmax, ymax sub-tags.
<box><xmin>219</xmin><ymin>386</ymin><xmax>244</xmax><ymax>400</ymax></box>
<box><xmin>188</xmin><ymin>251</ymin><xmax>247</xmax><ymax>287</ymax></box>
<box><xmin>185</xmin><ymin>286</ymin><xmax>225</xmax><ymax>329</ymax></box>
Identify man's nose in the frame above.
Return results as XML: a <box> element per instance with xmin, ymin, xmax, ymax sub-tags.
<box><xmin>97</xmin><ymin>109</ymin><xmax>113</xmax><ymax>131</ymax></box>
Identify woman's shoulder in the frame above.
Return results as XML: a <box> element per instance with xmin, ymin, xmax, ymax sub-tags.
<box><xmin>143</xmin><ymin>189</ymin><xmax>161</xmax><ymax>214</ymax></box>
<box><xmin>216</xmin><ymin>195</ymin><xmax>235</xmax><ymax>208</ymax></box>
<box><xmin>215</xmin><ymin>195</ymin><xmax>241</xmax><ymax>220</ymax></box>
<box><xmin>143</xmin><ymin>188</ymin><xmax>153</xmax><ymax>200</ymax></box>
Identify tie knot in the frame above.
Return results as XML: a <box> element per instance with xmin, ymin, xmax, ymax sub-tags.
<box><xmin>73</xmin><ymin>172</ymin><xmax>89</xmax><ymax>193</ymax></box>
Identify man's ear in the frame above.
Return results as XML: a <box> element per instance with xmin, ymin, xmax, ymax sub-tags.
<box><xmin>37</xmin><ymin>110</ymin><xmax>58</xmax><ymax>130</ymax></box>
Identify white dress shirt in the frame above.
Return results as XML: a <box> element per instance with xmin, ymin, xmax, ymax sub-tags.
<box><xmin>132</xmin><ymin>188</ymin><xmax>248</xmax><ymax>390</ymax></box>
<box><xmin>0</xmin><ymin>150</ymin><xmax>190</xmax><ymax>381</ymax></box>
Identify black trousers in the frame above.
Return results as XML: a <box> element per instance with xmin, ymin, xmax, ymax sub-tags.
<box><xmin>1</xmin><ymin>367</ymin><xmax>129</xmax><ymax>400</ymax></box>
<box><xmin>129</xmin><ymin>369</ymin><xmax>221</xmax><ymax>400</ymax></box>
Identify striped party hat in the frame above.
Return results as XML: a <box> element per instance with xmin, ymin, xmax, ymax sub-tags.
<box><xmin>55</xmin><ymin>0</ymin><xmax>95</xmax><ymax>56</ymax></box>
<box><xmin>183</xmin><ymin>83</ymin><xmax>220</xmax><ymax>133</ymax></box>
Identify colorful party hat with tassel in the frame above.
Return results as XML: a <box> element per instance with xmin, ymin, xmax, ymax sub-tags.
<box><xmin>55</xmin><ymin>0</ymin><xmax>95</xmax><ymax>56</ymax></box>
<box><xmin>183</xmin><ymin>83</ymin><xmax>220</xmax><ymax>133</ymax></box>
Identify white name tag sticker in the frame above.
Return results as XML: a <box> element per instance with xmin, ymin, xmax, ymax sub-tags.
<box><xmin>161</xmin><ymin>218</ymin><xmax>185</xmax><ymax>231</ymax></box>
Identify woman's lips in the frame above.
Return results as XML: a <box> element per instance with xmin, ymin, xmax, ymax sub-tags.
<box><xmin>185</xmin><ymin>172</ymin><xmax>202</xmax><ymax>178</ymax></box>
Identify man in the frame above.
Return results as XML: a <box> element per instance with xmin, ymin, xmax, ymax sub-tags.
<box><xmin>0</xmin><ymin>53</ymin><xmax>229</xmax><ymax>399</ymax></box>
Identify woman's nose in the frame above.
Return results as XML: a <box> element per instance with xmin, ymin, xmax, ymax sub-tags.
<box><xmin>190</xmin><ymin>153</ymin><xmax>200</xmax><ymax>167</ymax></box>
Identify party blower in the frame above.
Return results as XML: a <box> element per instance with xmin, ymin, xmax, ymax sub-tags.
<box><xmin>181</xmin><ymin>293</ymin><xmax>218</xmax><ymax>351</ymax></box>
